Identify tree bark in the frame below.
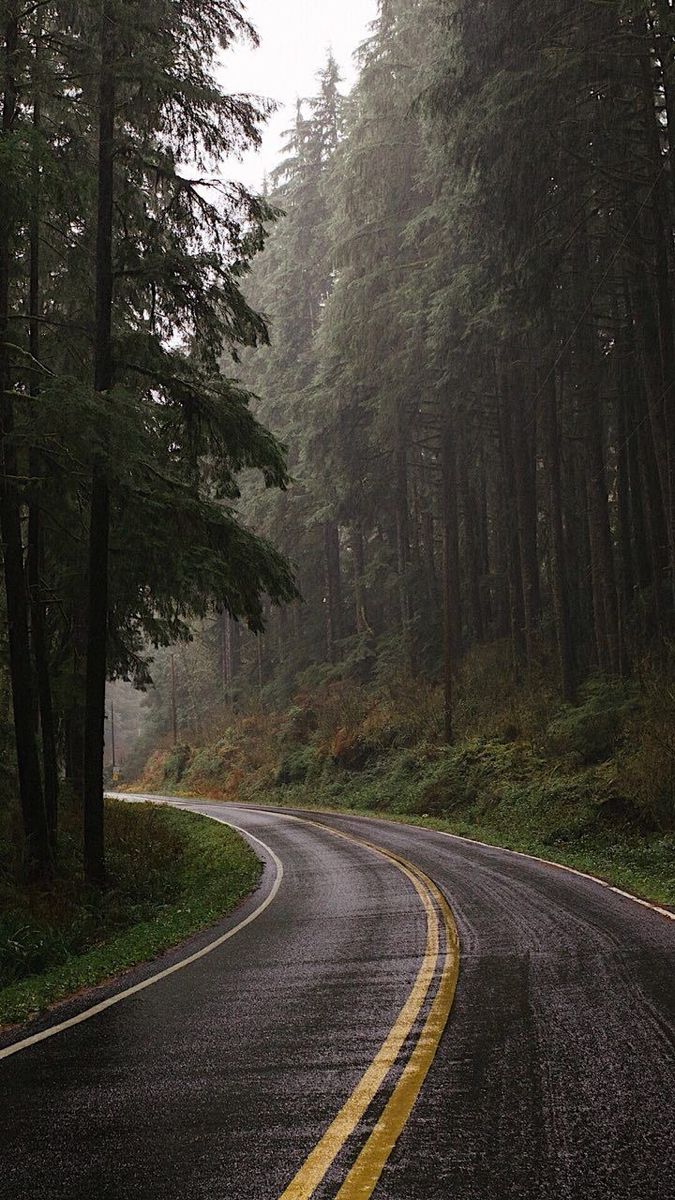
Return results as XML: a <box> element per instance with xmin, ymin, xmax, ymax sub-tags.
<box><xmin>394</xmin><ymin>405</ymin><xmax>415</xmax><ymax>669</ymax></box>
<box><xmin>575</xmin><ymin>235</ymin><xmax>621</xmax><ymax>675</ymax></box>
<box><xmin>540</xmin><ymin>331</ymin><xmax>575</xmax><ymax>701</ymax></box>
<box><xmin>323</xmin><ymin>521</ymin><xmax>342</xmax><ymax>661</ymax></box>
<box><xmin>231</xmin><ymin>615</ymin><xmax>241</xmax><ymax>680</ymax></box>
<box><xmin>456</xmin><ymin>419</ymin><xmax>484</xmax><ymax>643</ymax></box>
<box><xmin>221</xmin><ymin>611</ymin><xmax>231</xmax><ymax>696</ymax></box>
<box><xmin>615</xmin><ymin>366</ymin><xmax>634</xmax><ymax>658</ymax></box>
<box><xmin>351</xmin><ymin>523</ymin><xmax>371</xmax><ymax>634</ymax></box>
<box><xmin>27</xmin><ymin>33</ymin><xmax>58</xmax><ymax>855</ymax></box>
<box><xmin>441</xmin><ymin>418</ymin><xmax>461</xmax><ymax>742</ymax></box>
<box><xmin>622</xmin><ymin>276</ymin><xmax>666</xmax><ymax>638</ymax></box>
<box><xmin>476</xmin><ymin>440</ymin><xmax>491</xmax><ymax>635</ymax></box>
<box><xmin>510</xmin><ymin>362</ymin><xmax>540</xmax><ymax>662</ymax></box>
<box><xmin>497</xmin><ymin>367</ymin><xmax>526</xmax><ymax>672</ymax></box>
<box><xmin>84</xmin><ymin>3</ymin><xmax>115</xmax><ymax>885</ymax></box>
<box><xmin>28</xmin><ymin>482</ymin><xmax>58</xmax><ymax>852</ymax></box>
<box><xmin>637</xmin><ymin>400</ymin><xmax>668</xmax><ymax>645</ymax></box>
<box><xmin>639</xmin><ymin>49</ymin><xmax>675</xmax><ymax>604</ymax></box>
<box><xmin>0</xmin><ymin>6</ymin><xmax>49</xmax><ymax>873</ymax></box>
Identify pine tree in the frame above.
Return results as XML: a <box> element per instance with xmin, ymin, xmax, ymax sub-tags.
<box><xmin>0</xmin><ymin>0</ymin><xmax>296</xmax><ymax>875</ymax></box>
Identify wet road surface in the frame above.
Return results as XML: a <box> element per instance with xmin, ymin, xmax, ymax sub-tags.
<box><xmin>1</xmin><ymin>798</ymin><xmax>674</xmax><ymax>1199</ymax></box>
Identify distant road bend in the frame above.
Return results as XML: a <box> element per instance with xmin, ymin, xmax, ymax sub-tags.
<box><xmin>1</xmin><ymin>798</ymin><xmax>674</xmax><ymax>1200</ymax></box>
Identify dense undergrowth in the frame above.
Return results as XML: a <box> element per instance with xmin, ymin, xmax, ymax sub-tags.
<box><xmin>0</xmin><ymin>798</ymin><xmax>260</xmax><ymax>1027</ymax></box>
<box><xmin>132</xmin><ymin>644</ymin><xmax>675</xmax><ymax>905</ymax></box>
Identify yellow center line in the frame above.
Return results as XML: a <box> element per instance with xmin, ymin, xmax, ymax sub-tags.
<box><xmin>335</xmin><ymin>877</ymin><xmax>460</xmax><ymax>1200</ymax></box>
<box><xmin>277</xmin><ymin>819</ymin><xmax>460</xmax><ymax>1200</ymax></box>
<box><xmin>279</xmin><ymin>849</ymin><xmax>438</xmax><ymax>1199</ymax></box>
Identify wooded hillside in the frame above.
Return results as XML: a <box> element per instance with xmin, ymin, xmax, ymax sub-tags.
<box><xmin>0</xmin><ymin>1</ymin><xmax>295</xmax><ymax>879</ymax></box>
<box><xmin>3</xmin><ymin>0</ymin><xmax>675</xmax><ymax>880</ymax></box>
<box><xmin>137</xmin><ymin>0</ymin><xmax>674</xmax><ymax>762</ymax></box>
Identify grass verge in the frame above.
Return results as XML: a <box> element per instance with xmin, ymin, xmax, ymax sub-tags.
<box><xmin>158</xmin><ymin>779</ymin><xmax>674</xmax><ymax>910</ymax></box>
<box><xmin>0</xmin><ymin>799</ymin><xmax>261</xmax><ymax>1028</ymax></box>
<box><xmin>261</xmin><ymin>786</ymin><xmax>675</xmax><ymax>909</ymax></box>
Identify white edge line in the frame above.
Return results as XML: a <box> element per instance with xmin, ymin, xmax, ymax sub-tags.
<box><xmin>429</xmin><ymin>827</ymin><xmax>675</xmax><ymax>922</ymax></box>
<box><xmin>236</xmin><ymin>800</ymin><xmax>674</xmax><ymax>926</ymax></box>
<box><xmin>0</xmin><ymin>814</ymin><xmax>284</xmax><ymax>1060</ymax></box>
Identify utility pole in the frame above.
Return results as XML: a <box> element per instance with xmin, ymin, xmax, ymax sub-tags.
<box><xmin>257</xmin><ymin>635</ymin><xmax>263</xmax><ymax>698</ymax></box>
<box><xmin>222</xmin><ymin>611</ymin><xmax>233</xmax><ymax>707</ymax></box>
<box><xmin>221</xmin><ymin>612</ymin><xmax>230</xmax><ymax>692</ymax></box>
<box><xmin>170</xmin><ymin>653</ymin><xmax>177</xmax><ymax>745</ymax></box>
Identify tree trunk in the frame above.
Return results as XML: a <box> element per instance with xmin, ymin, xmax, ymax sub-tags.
<box><xmin>421</xmin><ymin>501</ymin><xmax>438</xmax><ymax>616</ymax></box>
<box><xmin>476</xmin><ymin>440</ymin><xmax>491</xmax><ymax>635</ymax></box>
<box><xmin>277</xmin><ymin>604</ymin><xmax>289</xmax><ymax>664</ymax></box>
<box><xmin>64</xmin><ymin>600</ymin><xmax>87</xmax><ymax>801</ymax></box>
<box><xmin>615</xmin><ymin>369</ymin><xmax>634</xmax><ymax>660</ymax></box>
<box><xmin>231</xmin><ymin>616</ymin><xmax>241</xmax><ymax>680</ymax></box>
<box><xmin>27</xmin><ymin>38</ymin><xmax>57</xmax><ymax>854</ymax></box>
<box><xmin>510</xmin><ymin>363</ymin><xmax>540</xmax><ymax>662</ymax></box>
<box><xmin>221</xmin><ymin>611</ymin><xmax>231</xmax><ymax>696</ymax></box>
<box><xmin>622</xmin><ymin>276</ymin><xmax>665</xmax><ymax>638</ymax></box>
<box><xmin>456</xmin><ymin>420</ymin><xmax>484</xmax><ymax>643</ymax></box>
<box><xmin>627</xmin><ymin>392</ymin><xmax>653</xmax><ymax>598</ymax></box>
<box><xmin>323</xmin><ymin>521</ymin><xmax>342</xmax><ymax>661</ymax></box>
<box><xmin>28</xmin><ymin>477</ymin><xmax>58</xmax><ymax>852</ymax></box>
<box><xmin>540</xmin><ymin>331</ymin><xmax>575</xmax><ymax>701</ymax></box>
<box><xmin>441</xmin><ymin>419</ymin><xmax>461</xmax><ymax>742</ymax></box>
<box><xmin>565</xmin><ymin>413</ymin><xmax>597</xmax><ymax>672</ymax></box>
<box><xmin>621</xmin><ymin>286</ymin><xmax>652</xmax><ymax>590</ymax></box>
<box><xmin>639</xmin><ymin>50</ymin><xmax>675</xmax><ymax>604</ymax></box>
<box><xmin>488</xmin><ymin>460</ymin><xmax>509</xmax><ymax>640</ymax></box>
<box><xmin>83</xmin><ymin>4</ymin><xmax>115</xmax><ymax>885</ymax></box>
<box><xmin>351</xmin><ymin>523</ymin><xmax>371</xmax><ymax>634</ymax></box>
<box><xmin>575</xmin><ymin>235</ymin><xmax>621</xmax><ymax>675</ymax></box>
<box><xmin>394</xmin><ymin>406</ymin><xmax>415</xmax><ymax>669</ymax></box>
<box><xmin>0</xmin><ymin>6</ymin><xmax>49</xmax><ymax>873</ymax></box>
<box><xmin>637</xmin><ymin>403</ymin><xmax>668</xmax><ymax>645</ymax></box>
<box><xmin>64</xmin><ymin>707</ymin><xmax>84</xmax><ymax>792</ymax></box>
<box><xmin>256</xmin><ymin>632</ymin><xmax>264</xmax><ymax>695</ymax></box>
<box><xmin>497</xmin><ymin>368</ymin><xmax>526</xmax><ymax>672</ymax></box>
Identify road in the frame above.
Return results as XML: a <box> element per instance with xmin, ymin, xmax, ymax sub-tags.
<box><xmin>1</xmin><ymin>798</ymin><xmax>674</xmax><ymax>1199</ymax></box>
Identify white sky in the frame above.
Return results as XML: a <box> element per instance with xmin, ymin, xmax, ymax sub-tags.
<box><xmin>221</xmin><ymin>0</ymin><xmax>378</xmax><ymax>187</ymax></box>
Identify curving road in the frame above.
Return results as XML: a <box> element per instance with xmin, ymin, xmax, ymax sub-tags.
<box><xmin>1</xmin><ymin>798</ymin><xmax>674</xmax><ymax>1200</ymax></box>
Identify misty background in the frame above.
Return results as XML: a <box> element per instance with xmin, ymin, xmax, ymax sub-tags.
<box><xmin>223</xmin><ymin>0</ymin><xmax>377</xmax><ymax>185</ymax></box>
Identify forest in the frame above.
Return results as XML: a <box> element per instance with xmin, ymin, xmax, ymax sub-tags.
<box><xmin>2</xmin><ymin>0</ymin><xmax>675</xmax><ymax>895</ymax></box>
<box><xmin>2</xmin><ymin>3</ymin><xmax>674</xmax><ymax>1193</ymax></box>
<box><xmin>129</xmin><ymin>0</ymin><xmax>674</xmax><ymax>857</ymax></box>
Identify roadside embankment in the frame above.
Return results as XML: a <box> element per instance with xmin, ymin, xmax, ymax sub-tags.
<box><xmin>131</xmin><ymin>666</ymin><xmax>675</xmax><ymax>907</ymax></box>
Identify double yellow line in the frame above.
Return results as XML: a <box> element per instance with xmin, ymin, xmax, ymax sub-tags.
<box><xmin>279</xmin><ymin>821</ymin><xmax>460</xmax><ymax>1200</ymax></box>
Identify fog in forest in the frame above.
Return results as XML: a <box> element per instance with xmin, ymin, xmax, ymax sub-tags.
<box><xmin>1</xmin><ymin>0</ymin><xmax>673</xmax><ymax>961</ymax></box>
<box><xmin>2</xmin><ymin>7</ymin><xmax>675</xmax><ymax>1194</ymax></box>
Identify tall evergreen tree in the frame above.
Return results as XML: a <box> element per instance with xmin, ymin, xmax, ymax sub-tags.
<box><xmin>0</xmin><ymin>0</ymin><xmax>296</xmax><ymax>876</ymax></box>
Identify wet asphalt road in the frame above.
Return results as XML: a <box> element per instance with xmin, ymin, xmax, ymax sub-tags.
<box><xmin>1</xmin><ymin>799</ymin><xmax>674</xmax><ymax>1200</ymax></box>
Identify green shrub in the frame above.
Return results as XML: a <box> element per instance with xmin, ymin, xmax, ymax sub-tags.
<box><xmin>275</xmin><ymin>746</ymin><xmax>319</xmax><ymax>787</ymax></box>
<box><xmin>187</xmin><ymin>741</ymin><xmax>238</xmax><ymax>783</ymax></box>
<box><xmin>162</xmin><ymin>742</ymin><xmax>192</xmax><ymax>783</ymax></box>
<box><xmin>622</xmin><ymin>668</ymin><xmax>675</xmax><ymax>831</ymax></box>
<box><xmin>332</xmin><ymin>733</ymin><xmax>380</xmax><ymax>771</ymax></box>
<box><xmin>0</xmin><ymin>802</ymin><xmax>261</xmax><ymax>1024</ymax></box>
<box><xmin>282</xmin><ymin>705</ymin><xmax>319</xmax><ymax>742</ymax></box>
<box><xmin>543</xmin><ymin>678</ymin><xmax>638</xmax><ymax>765</ymax></box>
